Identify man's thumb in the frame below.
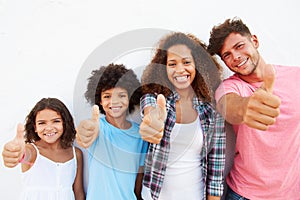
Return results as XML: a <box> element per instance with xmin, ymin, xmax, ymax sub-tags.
<box><xmin>262</xmin><ymin>65</ymin><xmax>275</xmax><ymax>93</ymax></box>
<box><xmin>91</xmin><ymin>105</ymin><xmax>100</xmax><ymax>122</ymax></box>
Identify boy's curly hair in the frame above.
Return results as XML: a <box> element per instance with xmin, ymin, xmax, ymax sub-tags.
<box><xmin>85</xmin><ymin>63</ymin><xmax>141</xmax><ymax>114</ymax></box>
<box><xmin>141</xmin><ymin>32</ymin><xmax>223</xmax><ymax>103</ymax></box>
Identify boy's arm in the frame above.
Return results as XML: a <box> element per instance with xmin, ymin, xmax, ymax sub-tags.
<box><xmin>134</xmin><ymin>166</ymin><xmax>144</xmax><ymax>200</ymax></box>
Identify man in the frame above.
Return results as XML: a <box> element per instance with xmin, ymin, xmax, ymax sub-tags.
<box><xmin>208</xmin><ymin>17</ymin><xmax>300</xmax><ymax>199</ymax></box>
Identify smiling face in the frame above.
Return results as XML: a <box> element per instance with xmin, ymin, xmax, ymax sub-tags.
<box><xmin>166</xmin><ymin>44</ymin><xmax>196</xmax><ymax>92</ymax></box>
<box><xmin>100</xmin><ymin>87</ymin><xmax>129</xmax><ymax>120</ymax></box>
<box><xmin>220</xmin><ymin>32</ymin><xmax>261</xmax><ymax>76</ymax></box>
<box><xmin>35</xmin><ymin>109</ymin><xmax>64</xmax><ymax>144</ymax></box>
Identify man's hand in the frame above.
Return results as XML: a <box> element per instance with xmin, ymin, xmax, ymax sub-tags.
<box><xmin>76</xmin><ymin>105</ymin><xmax>100</xmax><ymax>148</ymax></box>
<box><xmin>2</xmin><ymin>124</ymin><xmax>25</xmax><ymax>168</ymax></box>
<box><xmin>242</xmin><ymin>65</ymin><xmax>281</xmax><ymax>130</ymax></box>
<box><xmin>140</xmin><ymin>94</ymin><xmax>167</xmax><ymax>144</ymax></box>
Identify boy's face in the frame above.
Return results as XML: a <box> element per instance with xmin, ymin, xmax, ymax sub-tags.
<box><xmin>100</xmin><ymin>87</ymin><xmax>129</xmax><ymax>119</ymax></box>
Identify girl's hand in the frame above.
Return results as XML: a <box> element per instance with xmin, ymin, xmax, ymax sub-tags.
<box><xmin>2</xmin><ymin>124</ymin><xmax>25</xmax><ymax>168</ymax></box>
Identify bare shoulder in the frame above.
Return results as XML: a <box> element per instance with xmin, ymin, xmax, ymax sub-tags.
<box><xmin>74</xmin><ymin>147</ymin><xmax>83</xmax><ymax>160</ymax></box>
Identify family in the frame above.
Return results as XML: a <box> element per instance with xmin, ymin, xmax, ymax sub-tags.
<box><xmin>2</xmin><ymin>17</ymin><xmax>300</xmax><ymax>200</ymax></box>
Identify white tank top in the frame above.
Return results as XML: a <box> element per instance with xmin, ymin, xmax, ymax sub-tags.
<box><xmin>159</xmin><ymin>117</ymin><xmax>204</xmax><ymax>200</ymax></box>
<box><xmin>21</xmin><ymin>144</ymin><xmax>77</xmax><ymax>200</ymax></box>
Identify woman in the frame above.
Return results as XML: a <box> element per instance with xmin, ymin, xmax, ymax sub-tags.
<box><xmin>139</xmin><ymin>32</ymin><xmax>226</xmax><ymax>200</ymax></box>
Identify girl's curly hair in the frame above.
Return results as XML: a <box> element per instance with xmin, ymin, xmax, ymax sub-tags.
<box><xmin>25</xmin><ymin>98</ymin><xmax>76</xmax><ymax>148</ymax></box>
<box><xmin>85</xmin><ymin>63</ymin><xmax>142</xmax><ymax>114</ymax></box>
<box><xmin>141</xmin><ymin>32</ymin><xmax>223</xmax><ymax>103</ymax></box>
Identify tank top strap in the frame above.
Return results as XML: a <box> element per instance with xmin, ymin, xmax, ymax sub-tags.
<box><xmin>30</xmin><ymin>143</ymin><xmax>39</xmax><ymax>153</ymax></box>
<box><xmin>72</xmin><ymin>146</ymin><xmax>77</xmax><ymax>167</ymax></box>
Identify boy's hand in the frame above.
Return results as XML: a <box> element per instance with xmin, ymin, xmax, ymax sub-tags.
<box><xmin>76</xmin><ymin>105</ymin><xmax>100</xmax><ymax>148</ymax></box>
<box><xmin>140</xmin><ymin>94</ymin><xmax>167</xmax><ymax>144</ymax></box>
<box><xmin>2</xmin><ymin>124</ymin><xmax>25</xmax><ymax>168</ymax></box>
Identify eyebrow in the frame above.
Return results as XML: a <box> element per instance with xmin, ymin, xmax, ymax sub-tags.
<box><xmin>221</xmin><ymin>42</ymin><xmax>242</xmax><ymax>58</ymax></box>
<box><xmin>167</xmin><ymin>56</ymin><xmax>192</xmax><ymax>61</ymax></box>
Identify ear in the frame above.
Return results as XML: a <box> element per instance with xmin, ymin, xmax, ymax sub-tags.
<box><xmin>251</xmin><ymin>35</ymin><xmax>259</xmax><ymax>48</ymax></box>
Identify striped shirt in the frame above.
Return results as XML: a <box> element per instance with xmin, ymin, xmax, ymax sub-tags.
<box><xmin>141</xmin><ymin>92</ymin><xmax>226</xmax><ymax>200</ymax></box>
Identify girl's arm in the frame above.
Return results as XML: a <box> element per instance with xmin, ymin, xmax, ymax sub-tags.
<box><xmin>73</xmin><ymin>147</ymin><xmax>86</xmax><ymax>200</ymax></box>
<box><xmin>134</xmin><ymin>166</ymin><xmax>144</xmax><ymax>200</ymax></box>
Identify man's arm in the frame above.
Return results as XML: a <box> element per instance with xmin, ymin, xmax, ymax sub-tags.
<box><xmin>217</xmin><ymin>91</ymin><xmax>280</xmax><ymax>130</ymax></box>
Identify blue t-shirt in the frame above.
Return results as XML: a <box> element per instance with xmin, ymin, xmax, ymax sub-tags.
<box><xmin>86</xmin><ymin>117</ymin><xmax>148</xmax><ymax>200</ymax></box>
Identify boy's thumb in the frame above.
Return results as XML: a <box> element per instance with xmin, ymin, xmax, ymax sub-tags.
<box><xmin>91</xmin><ymin>105</ymin><xmax>100</xmax><ymax>122</ymax></box>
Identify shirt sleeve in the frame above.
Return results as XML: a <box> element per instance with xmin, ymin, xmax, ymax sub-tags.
<box><xmin>206</xmin><ymin>112</ymin><xmax>226</xmax><ymax>197</ymax></box>
<box><xmin>139</xmin><ymin>141</ymin><xmax>149</xmax><ymax>166</ymax></box>
<box><xmin>215</xmin><ymin>74</ymin><xmax>244</xmax><ymax>103</ymax></box>
<box><xmin>140</xmin><ymin>93</ymin><xmax>157</xmax><ymax>117</ymax></box>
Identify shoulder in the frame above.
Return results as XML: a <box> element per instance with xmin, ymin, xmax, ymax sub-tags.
<box><xmin>74</xmin><ymin>147</ymin><xmax>83</xmax><ymax>160</ymax></box>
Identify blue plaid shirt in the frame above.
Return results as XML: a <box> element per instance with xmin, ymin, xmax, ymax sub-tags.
<box><xmin>141</xmin><ymin>92</ymin><xmax>226</xmax><ymax>200</ymax></box>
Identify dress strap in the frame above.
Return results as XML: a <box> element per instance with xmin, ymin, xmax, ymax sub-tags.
<box><xmin>72</xmin><ymin>146</ymin><xmax>77</xmax><ymax>167</ymax></box>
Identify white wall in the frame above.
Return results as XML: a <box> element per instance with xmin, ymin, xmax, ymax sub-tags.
<box><xmin>1</xmin><ymin>0</ymin><xmax>299</xmax><ymax>199</ymax></box>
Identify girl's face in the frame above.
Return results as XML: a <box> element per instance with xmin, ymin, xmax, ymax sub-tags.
<box><xmin>100</xmin><ymin>87</ymin><xmax>129</xmax><ymax>119</ymax></box>
<box><xmin>166</xmin><ymin>44</ymin><xmax>196</xmax><ymax>91</ymax></box>
<box><xmin>35</xmin><ymin>109</ymin><xmax>64</xmax><ymax>144</ymax></box>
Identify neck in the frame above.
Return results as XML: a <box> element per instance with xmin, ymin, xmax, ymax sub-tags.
<box><xmin>176</xmin><ymin>87</ymin><xmax>194</xmax><ymax>101</ymax></box>
<box><xmin>105</xmin><ymin>115</ymin><xmax>131</xmax><ymax>129</ymax></box>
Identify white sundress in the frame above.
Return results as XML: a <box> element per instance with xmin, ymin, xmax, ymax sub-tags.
<box><xmin>21</xmin><ymin>144</ymin><xmax>77</xmax><ymax>200</ymax></box>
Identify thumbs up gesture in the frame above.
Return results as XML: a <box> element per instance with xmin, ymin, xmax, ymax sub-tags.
<box><xmin>2</xmin><ymin>124</ymin><xmax>26</xmax><ymax>168</ymax></box>
<box><xmin>76</xmin><ymin>105</ymin><xmax>100</xmax><ymax>148</ymax></box>
<box><xmin>243</xmin><ymin>65</ymin><xmax>281</xmax><ymax>130</ymax></box>
<box><xmin>140</xmin><ymin>94</ymin><xmax>167</xmax><ymax>144</ymax></box>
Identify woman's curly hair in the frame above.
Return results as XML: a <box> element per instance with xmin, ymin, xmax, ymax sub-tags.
<box><xmin>141</xmin><ymin>32</ymin><xmax>223</xmax><ymax>103</ymax></box>
<box><xmin>25</xmin><ymin>98</ymin><xmax>76</xmax><ymax>148</ymax></box>
<box><xmin>85</xmin><ymin>63</ymin><xmax>142</xmax><ymax>114</ymax></box>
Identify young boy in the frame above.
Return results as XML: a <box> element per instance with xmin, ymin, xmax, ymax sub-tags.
<box><xmin>76</xmin><ymin>63</ymin><xmax>148</xmax><ymax>200</ymax></box>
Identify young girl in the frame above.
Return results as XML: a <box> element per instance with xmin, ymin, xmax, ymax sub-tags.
<box><xmin>139</xmin><ymin>32</ymin><xmax>226</xmax><ymax>200</ymax></box>
<box><xmin>2</xmin><ymin>98</ymin><xmax>85</xmax><ymax>200</ymax></box>
<box><xmin>76</xmin><ymin>63</ymin><xmax>148</xmax><ymax>200</ymax></box>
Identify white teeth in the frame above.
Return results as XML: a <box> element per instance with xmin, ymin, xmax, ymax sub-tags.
<box><xmin>237</xmin><ymin>59</ymin><xmax>247</xmax><ymax>67</ymax></box>
<box><xmin>111</xmin><ymin>107</ymin><xmax>121</xmax><ymax>112</ymax></box>
<box><xmin>45</xmin><ymin>133</ymin><xmax>55</xmax><ymax>136</ymax></box>
<box><xmin>175</xmin><ymin>75</ymin><xmax>188</xmax><ymax>82</ymax></box>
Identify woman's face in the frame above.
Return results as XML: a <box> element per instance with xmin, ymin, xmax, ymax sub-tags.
<box><xmin>166</xmin><ymin>44</ymin><xmax>196</xmax><ymax>91</ymax></box>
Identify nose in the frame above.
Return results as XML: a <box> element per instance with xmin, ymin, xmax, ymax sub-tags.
<box><xmin>175</xmin><ymin>63</ymin><xmax>185</xmax><ymax>73</ymax></box>
<box><xmin>111</xmin><ymin>95</ymin><xmax>119</xmax><ymax>104</ymax></box>
<box><xmin>232</xmin><ymin>51</ymin><xmax>241</xmax><ymax>61</ymax></box>
<box><xmin>44</xmin><ymin>124</ymin><xmax>54</xmax><ymax>131</ymax></box>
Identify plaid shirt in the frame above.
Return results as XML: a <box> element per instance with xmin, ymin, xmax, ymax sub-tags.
<box><xmin>141</xmin><ymin>92</ymin><xmax>226</xmax><ymax>200</ymax></box>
